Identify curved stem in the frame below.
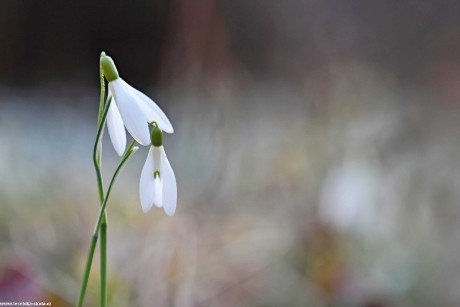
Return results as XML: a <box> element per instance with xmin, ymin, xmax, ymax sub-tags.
<box><xmin>92</xmin><ymin>95</ymin><xmax>111</xmax><ymax>206</ymax></box>
<box><xmin>92</xmin><ymin>96</ymin><xmax>111</xmax><ymax>207</ymax></box>
<box><xmin>77</xmin><ymin>141</ymin><xmax>138</xmax><ymax>307</ymax></box>
<box><xmin>94</xmin><ymin>141</ymin><xmax>137</xmax><ymax>234</ymax></box>
<box><xmin>76</xmin><ymin>91</ymin><xmax>112</xmax><ymax>307</ymax></box>
<box><xmin>95</xmin><ymin>52</ymin><xmax>107</xmax><ymax>192</ymax></box>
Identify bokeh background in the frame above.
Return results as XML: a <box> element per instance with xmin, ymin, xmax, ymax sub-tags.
<box><xmin>1</xmin><ymin>1</ymin><xmax>460</xmax><ymax>306</ymax></box>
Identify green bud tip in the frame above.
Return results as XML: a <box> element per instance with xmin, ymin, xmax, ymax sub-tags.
<box><xmin>154</xmin><ymin>171</ymin><xmax>160</xmax><ymax>179</ymax></box>
<box><xmin>151</xmin><ymin>125</ymin><xmax>163</xmax><ymax>147</ymax></box>
<box><xmin>100</xmin><ymin>55</ymin><xmax>119</xmax><ymax>82</ymax></box>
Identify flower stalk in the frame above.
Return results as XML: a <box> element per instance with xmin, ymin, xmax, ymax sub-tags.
<box><xmin>77</xmin><ymin>141</ymin><xmax>138</xmax><ymax>307</ymax></box>
<box><xmin>77</xmin><ymin>51</ymin><xmax>176</xmax><ymax>307</ymax></box>
<box><xmin>77</xmin><ymin>89</ymin><xmax>110</xmax><ymax>307</ymax></box>
<box><xmin>98</xmin><ymin>52</ymin><xmax>108</xmax><ymax>307</ymax></box>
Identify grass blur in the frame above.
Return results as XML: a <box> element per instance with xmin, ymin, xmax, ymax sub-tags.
<box><xmin>2</xmin><ymin>64</ymin><xmax>460</xmax><ymax>306</ymax></box>
<box><xmin>2</xmin><ymin>1</ymin><xmax>460</xmax><ymax>306</ymax></box>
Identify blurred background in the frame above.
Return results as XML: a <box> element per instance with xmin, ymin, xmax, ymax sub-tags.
<box><xmin>1</xmin><ymin>1</ymin><xmax>460</xmax><ymax>306</ymax></box>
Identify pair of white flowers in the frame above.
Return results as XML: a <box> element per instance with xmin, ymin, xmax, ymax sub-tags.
<box><xmin>101</xmin><ymin>55</ymin><xmax>176</xmax><ymax>216</ymax></box>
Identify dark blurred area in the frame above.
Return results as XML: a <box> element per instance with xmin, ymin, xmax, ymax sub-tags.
<box><xmin>3</xmin><ymin>1</ymin><xmax>460</xmax><ymax>90</ymax></box>
<box><xmin>0</xmin><ymin>0</ymin><xmax>170</xmax><ymax>87</ymax></box>
<box><xmin>2</xmin><ymin>1</ymin><xmax>460</xmax><ymax>306</ymax></box>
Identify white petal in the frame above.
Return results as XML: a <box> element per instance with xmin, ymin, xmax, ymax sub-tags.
<box><xmin>153</xmin><ymin>146</ymin><xmax>163</xmax><ymax>208</ymax></box>
<box><xmin>154</xmin><ymin>177</ymin><xmax>163</xmax><ymax>208</ymax></box>
<box><xmin>106</xmin><ymin>93</ymin><xmax>126</xmax><ymax>156</ymax></box>
<box><xmin>109</xmin><ymin>79</ymin><xmax>151</xmax><ymax>146</ymax></box>
<box><xmin>139</xmin><ymin>147</ymin><xmax>156</xmax><ymax>213</ymax></box>
<box><xmin>160</xmin><ymin>146</ymin><xmax>177</xmax><ymax>216</ymax></box>
<box><xmin>120</xmin><ymin>79</ymin><xmax>174</xmax><ymax>133</ymax></box>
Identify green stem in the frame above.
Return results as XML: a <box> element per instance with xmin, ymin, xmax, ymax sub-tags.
<box><xmin>76</xmin><ymin>85</ymin><xmax>112</xmax><ymax>307</ymax></box>
<box><xmin>77</xmin><ymin>233</ymin><xmax>98</xmax><ymax>307</ymax></box>
<box><xmin>77</xmin><ymin>141</ymin><xmax>138</xmax><ymax>307</ymax></box>
<box><xmin>96</xmin><ymin>52</ymin><xmax>106</xmax><ymax>174</ymax></box>
<box><xmin>92</xmin><ymin>98</ymin><xmax>110</xmax><ymax>205</ymax></box>
<box><xmin>100</xmin><ymin>222</ymin><xmax>107</xmax><ymax>307</ymax></box>
<box><xmin>95</xmin><ymin>54</ymin><xmax>108</xmax><ymax>205</ymax></box>
<box><xmin>95</xmin><ymin>141</ymin><xmax>137</xmax><ymax>235</ymax></box>
<box><xmin>98</xmin><ymin>52</ymin><xmax>106</xmax><ymax>127</ymax></box>
<box><xmin>98</xmin><ymin>52</ymin><xmax>108</xmax><ymax>307</ymax></box>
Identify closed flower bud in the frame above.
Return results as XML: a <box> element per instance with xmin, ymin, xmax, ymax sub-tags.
<box><xmin>100</xmin><ymin>55</ymin><xmax>119</xmax><ymax>82</ymax></box>
<box><xmin>150</xmin><ymin>125</ymin><xmax>163</xmax><ymax>147</ymax></box>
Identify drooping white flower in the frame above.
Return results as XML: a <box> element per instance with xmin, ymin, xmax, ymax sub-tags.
<box><xmin>139</xmin><ymin>125</ymin><xmax>177</xmax><ymax>216</ymax></box>
<box><xmin>101</xmin><ymin>54</ymin><xmax>174</xmax><ymax>156</ymax></box>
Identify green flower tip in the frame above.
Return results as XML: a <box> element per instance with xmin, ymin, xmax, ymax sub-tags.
<box><xmin>151</xmin><ymin>125</ymin><xmax>163</xmax><ymax>147</ymax></box>
<box><xmin>100</xmin><ymin>54</ymin><xmax>119</xmax><ymax>82</ymax></box>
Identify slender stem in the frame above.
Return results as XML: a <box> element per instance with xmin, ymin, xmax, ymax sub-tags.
<box><xmin>77</xmin><ymin>233</ymin><xmax>98</xmax><ymax>307</ymax></box>
<box><xmin>98</xmin><ymin>52</ymin><xmax>106</xmax><ymax>127</ymax></box>
<box><xmin>100</xmin><ymin>222</ymin><xmax>107</xmax><ymax>307</ymax></box>
<box><xmin>96</xmin><ymin>52</ymin><xmax>106</xmax><ymax>174</ymax></box>
<box><xmin>94</xmin><ymin>57</ymin><xmax>108</xmax><ymax>205</ymax></box>
<box><xmin>98</xmin><ymin>53</ymin><xmax>108</xmax><ymax>307</ymax></box>
<box><xmin>77</xmin><ymin>141</ymin><xmax>138</xmax><ymax>307</ymax></box>
<box><xmin>76</xmin><ymin>94</ymin><xmax>111</xmax><ymax>307</ymax></box>
<box><xmin>93</xmin><ymin>97</ymin><xmax>111</xmax><ymax>204</ymax></box>
<box><xmin>94</xmin><ymin>141</ymin><xmax>137</xmax><ymax>234</ymax></box>
<box><xmin>92</xmin><ymin>97</ymin><xmax>111</xmax><ymax>210</ymax></box>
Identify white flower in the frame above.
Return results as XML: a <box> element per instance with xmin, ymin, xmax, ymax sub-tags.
<box><xmin>101</xmin><ymin>55</ymin><xmax>173</xmax><ymax>156</ymax></box>
<box><xmin>139</xmin><ymin>126</ymin><xmax>177</xmax><ymax>216</ymax></box>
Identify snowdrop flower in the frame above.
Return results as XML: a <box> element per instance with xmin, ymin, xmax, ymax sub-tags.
<box><xmin>100</xmin><ymin>54</ymin><xmax>174</xmax><ymax>156</ymax></box>
<box><xmin>140</xmin><ymin>124</ymin><xmax>177</xmax><ymax>216</ymax></box>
